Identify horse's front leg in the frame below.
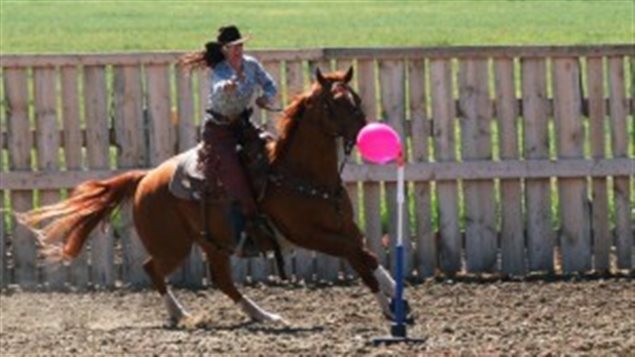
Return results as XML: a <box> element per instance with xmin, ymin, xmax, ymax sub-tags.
<box><xmin>348</xmin><ymin>247</ymin><xmax>399</xmax><ymax>320</ymax></box>
<box><xmin>204</xmin><ymin>248</ymin><xmax>287</xmax><ymax>324</ymax></box>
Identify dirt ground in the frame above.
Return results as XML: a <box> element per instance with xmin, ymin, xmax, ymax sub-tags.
<box><xmin>1</xmin><ymin>278</ymin><xmax>633</xmax><ymax>356</ymax></box>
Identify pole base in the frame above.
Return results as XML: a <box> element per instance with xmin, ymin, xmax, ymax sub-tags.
<box><xmin>372</xmin><ymin>336</ymin><xmax>427</xmax><ymax>346</ymax></box>
<box><xmin>372</xmin><ymin>323</ymin><xmax>426</xmax><ymax>346</ymax></box>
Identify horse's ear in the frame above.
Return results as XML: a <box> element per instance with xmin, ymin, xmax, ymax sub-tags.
<box><xmin>343</xmin><ymin>66</ymin><xmax>354</xmax><ymax>83</ymax></box>
<box><xmin>315</xmin><ymin>67</ymin><xmax>330</xmax><ymax>89</ymax></box>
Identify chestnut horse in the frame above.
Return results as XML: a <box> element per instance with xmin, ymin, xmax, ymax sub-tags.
<box><xmin>18</xmin><ymin>67</ymin><xmax>398</xmax><ymax>325</ymax></box>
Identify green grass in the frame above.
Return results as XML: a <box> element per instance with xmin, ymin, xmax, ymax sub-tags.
<box><xmin>1</xmin><ymin>0</ymin><xmax>633</xmax><ymax>54</ymax></box>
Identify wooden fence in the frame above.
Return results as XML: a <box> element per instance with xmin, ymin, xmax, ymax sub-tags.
<box><xmin>1</xmin><ymin>45</ymin><xmax>633</xmax><ymax>290</ymax></box>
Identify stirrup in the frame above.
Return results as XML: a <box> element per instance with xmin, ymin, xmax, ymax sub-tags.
<box><xmin>234</xmin><ymin>231</ymin><xmax>260</xmax><ymax>257</ymax></box>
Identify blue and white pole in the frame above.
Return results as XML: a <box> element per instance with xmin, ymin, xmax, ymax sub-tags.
<box><xmin>357</xmin><ymin>122</ymin><xmax>424</xmax><ymax>345</ymax></box>
<box><xmin>392</xmin><ymin>154</ymin><xmax>407</xmax><ymax>337</ymax></box>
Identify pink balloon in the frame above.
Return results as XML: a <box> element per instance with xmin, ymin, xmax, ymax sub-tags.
<box><xmin>356</xmin><ymin>123</ymin><xmax>402</xmax><ymax>164</ymax></box>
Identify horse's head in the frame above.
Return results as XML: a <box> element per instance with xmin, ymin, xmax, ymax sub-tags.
<box><xmin>313</xmin><ymin>67</ymin><xmax>367</xmax><ymax>153</ymax></box>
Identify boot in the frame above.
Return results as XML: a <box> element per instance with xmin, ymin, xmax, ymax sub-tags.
<box><xmin>243</xmin><ymin>214</ymin><xmax>276</xmax><ymax>253</ymax></box>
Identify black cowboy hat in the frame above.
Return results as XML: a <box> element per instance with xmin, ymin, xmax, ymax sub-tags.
<box><xmin>217</xmin><ymin>25</ymin><xmax>251</xmax><ymax>46</ymax></box>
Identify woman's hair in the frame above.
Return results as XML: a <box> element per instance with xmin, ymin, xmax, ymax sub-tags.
<box><xmin>179</xmin><ymin>41</ymin><xmax>225</xmax><ymax>71</ymax></box>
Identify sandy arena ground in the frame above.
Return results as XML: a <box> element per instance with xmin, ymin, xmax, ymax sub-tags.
<box><xmin>1</xmin><ymin>278</ymin><xmax>633</xmax><ymax>355</ymax></box>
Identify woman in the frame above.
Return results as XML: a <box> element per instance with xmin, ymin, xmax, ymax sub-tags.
<box><xmin>180</xmin><ymin>25</ymin><xmax>278</xmax><ymax>256</ymax></box>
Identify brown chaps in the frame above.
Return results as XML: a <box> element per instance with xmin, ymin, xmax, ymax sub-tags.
<box><xmin>198</xmin><ymin>115</ymin><xmax>258</xmax><ymax>216</ymax></box>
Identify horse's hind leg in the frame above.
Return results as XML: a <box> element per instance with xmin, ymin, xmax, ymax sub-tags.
<box><xmin>203</xmin><ymin>247</ymin><xmax>286</xmax><ymax>324</ymax></box>
<box><xmin>143</xmin><ymin>257</ymin><xmax>191</xmax><ymax>324</ymax></box>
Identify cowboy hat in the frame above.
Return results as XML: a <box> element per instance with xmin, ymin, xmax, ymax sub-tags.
<box><xmin>217</xmin><ymin>25</ymin><xmax>251</xmax><ymax>46</ymax></box>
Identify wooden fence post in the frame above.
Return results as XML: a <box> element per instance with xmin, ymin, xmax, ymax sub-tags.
<box><xmin>113</xmin><ymin>64</ymin><xmax>149</xmax><ymax>287</ymax></box>
<box><xmin>521</xmin><ymin>58</ymin><xmax>554</xmax><ymax>273</ymax></box>
<box><xmin>6</xmin><ymin>68</ymin><xmax>38</xmax><ymax>288</ymax></box>
<box><xmin>409</xmin><ymin>58</ymin><xmax>436</xmax><ymax>279</ymax></box>
<box><xmin>495</xmin><ymin>58</ymin><xmax>525</xmax><ymax>275</ymax></box>
<box><xmin>552</xmin><ymin>57</ymin><xmax>592</xmax><ymax>273</ymax></box>
<box><xmin>459</xmin><ymin>58</ymin><xmax>497</xmax><ymax>273</ymax></box>
<box><xmin>430</xmin><ymin>59</ymin><xmax>461</xmax><ymax>274</ymax></box>
<box><xmin>586</xmin><ymin>57</ymin><xmax>611</xmax><ymax>273</ymax></box>
<box><xmin>607</xmin><ymin>56</ymin><xmax>632</xmax><ymax>270</ymax></box>
<box><xmin>34</xmin><ymin>66</ymin><xmax>66</xmax><ymax>289</ymax></box>
<box><xmin>84</xmin><ymin>64</ymin><xmax>115</xmax><ymax>288</ymax></box>
<box><xmin>61</xmin><ymin>65</ymin><xmax>90</xmax><ymax>288</ymax></box>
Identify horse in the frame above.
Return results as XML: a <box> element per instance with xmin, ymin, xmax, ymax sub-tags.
<box><xmin>18</xmin><ymin>67</ymin><xmax>400</xmax><ymax>325</ymax></box>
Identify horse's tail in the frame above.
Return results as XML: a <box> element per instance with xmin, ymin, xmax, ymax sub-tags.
<box><xmin>16</xmin><ymin>170</ymin><xmax>148</xmax><ymax>261</ymax></box>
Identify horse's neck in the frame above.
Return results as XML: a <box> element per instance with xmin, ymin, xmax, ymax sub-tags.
<box><xmin>277</xmin><ymin>112</ymin><xmax>340</xmax><ymax>186</ymax></box>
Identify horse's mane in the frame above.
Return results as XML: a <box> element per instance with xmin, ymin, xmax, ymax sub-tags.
<box><xmin>268</xmin><ymin>71</ymin><xmax>347</xmax><ymax>163</ymax></box>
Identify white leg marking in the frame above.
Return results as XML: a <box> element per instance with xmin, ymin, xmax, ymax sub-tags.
<box><xmin>163</xmin><ymin>289</ymin><xmax>190</xmax><ymax>323</ymax></box>
<box><xmin>373</xmin><ymin>265</ymin><xmax>396</xmax><ymax>298</ymax></box>
<box><xmin>238</xmin><ymin>296</ymin><xmax>287</xmax><ymax>324</ymax></box>
<box><xmin>374</xmin><ymin>292</ymin><xmax>394</xmax><ymax>320</ymax></box>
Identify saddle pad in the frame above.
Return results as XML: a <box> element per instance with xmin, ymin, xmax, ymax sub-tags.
<box><xmin>168</xmin><ymin>144</ymin><xmax>205</xmax><ymax>201</ymax></box>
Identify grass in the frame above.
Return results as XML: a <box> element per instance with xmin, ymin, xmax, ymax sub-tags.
<box><xmin>0</xmin><ymin>0</ymin><xmax>633</xmax><ymax>54</ymax></box>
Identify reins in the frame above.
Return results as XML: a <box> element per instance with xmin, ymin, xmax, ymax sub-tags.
<box><xmin>268</xmin><ymin>80</ymin><xmax>361</xmax><ymax>213</ymax></box>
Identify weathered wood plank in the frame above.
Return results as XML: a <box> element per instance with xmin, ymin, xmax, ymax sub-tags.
<box><xmin>0</xmin><ymin>73</ymin><xmax>6</xmax><ymax>288</ymax></box>
<box><xmin>2</xmin><ymin>46</ymin><xmax>634</xmax><ymax>68</ymax></box>
<box><xmin>430</xmin><ymin>59</ymin><xmax>461</xmax><ymax>273</ymax></box>
<box><xmin>60</xmin><ymin>64</ymin><xmax>86</xmax><ymax>290</ymax></box>
<box><xmin>358</xmin><ymin>59</ymin><xmax>386</xmax><ymax>269</ymax></box>
<box><xmin>553</xmin><ymin>58</ymin><xmax>592</xmax><ymax>273</ymax></box>
<box><xmin>5</xmin><ymin>68</ymin><xmax>37</xmax><ymax>288</ymax></box>
<box><xmin>175</xmin><ymin>65</ymin><xmax>205</xmax><ymax>288</ymax></box>
<box><xmin>146</xmin><ymin>64</ymin><xmax>174</xmax><ymax>165</ymax></box>
<box><xmin>495</xmin><ymin>58</ymin><xmax>525</xmax><ymax>276</ymax></box>
<box><xmin>3</xmin><ymin>158</ymin><xmax>632</xmax><ymax>191</ymax></box>
<box><xmin>0</xmin><ymin>49</ymin><xmax>324</xmax><ymax>68</ymax></box>
<box><xmin>459</xmin><ymin>58</ymin><xmax>497</xmax><ymax>273</ymax></box>
<box><xmin>607</xmin><ymin>56</ymin><xmax>632</xmax><ymax>269</ymax></box>
<box><xmin>34</xmin><ymin>66</ymin><xmax>66</xmax><ymax>289</ymax></box>
<box><xmin>379</xmin><ymin>59</ymin><xmax>412</xmax><ymax>276</ymax></box>
<box><xmin>323</xmin><ymin>45</ymin><xmax>635</xmax><ymax>61</ymax></box>
<box><xmin>586</xmin><ymin>57</ymin><xmax>610</xmax><ymax>273</ymax></box>
<box><xmin>409</xmin><ymin>58</ymin><xmax>435</xmax><ymax>279</ymax></box>
<box><xmin>2</xmin><ymin>96</ymin><xmax>630</xmax><ymax>149</ymax></box>
<box><xmin>0</xmin><ymin>183</ymin><xmax>4</xmax><ymax>288</ymax></box>
<box><xmin>113</xmin><ymin>64</ymin><xmax>149</xmax><ymax>288</ymax></box>
<box><xmin>84</xmin><ymin>65</ymin><xmax>115</xmax><ymax>288</ymax></box>
<box><xmin>522</xmin><ymin>58</ymin><xmax>554</xmax><ymax>273</ymax></box>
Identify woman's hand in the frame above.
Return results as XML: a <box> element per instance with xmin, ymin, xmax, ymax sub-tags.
<box><xmin>223</xmin><ymin>76</ymin><xmax>239</xmax><ymax>92</ymax></box>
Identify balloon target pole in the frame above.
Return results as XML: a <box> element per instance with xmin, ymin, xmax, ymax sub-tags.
<box><xmin>372</xmin><ymin>152</ymin><xmax>426</xmax><ymax>346</ymax></box>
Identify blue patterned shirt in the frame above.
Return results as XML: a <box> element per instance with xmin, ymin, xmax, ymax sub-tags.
<box><xmin>207</xmin><ymin>55</ymin><xmax>277</xmax><ymax>119</ymax></box>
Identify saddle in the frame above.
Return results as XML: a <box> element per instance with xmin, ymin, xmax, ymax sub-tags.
<box><xmin>168</xmin><ymin>144</ymin><xmax>206</xmax><ymax>202</ymax></box>
<box><xmin>167</xmin><ymin>124</ymin><xmax>289</xmax><ymax>280</ymax></box>
<box><xmin>168</xmin><ymin>126</ymin><xmax>272</xmax><ymax>203</ymax></box>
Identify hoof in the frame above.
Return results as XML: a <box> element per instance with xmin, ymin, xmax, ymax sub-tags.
<box><xmin>258</xmin><ymin>313</ymin><xmax>289</xmax><ymax>326</ymax></box>
<box><xmin>165</xmin><ymin>311</ymin><xmax>192</xmax><ymax>328</ymax></box>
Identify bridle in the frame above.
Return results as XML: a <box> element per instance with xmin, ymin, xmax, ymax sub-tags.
<box><xmin>268</xmin><ymin>79</ymin><xmax>366</xmax><ymax>213</ymax></box>
<box><xmin>318</xmin><ymin>81</ymin><xmax>365</xmax><ymax>175</ymax></box>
